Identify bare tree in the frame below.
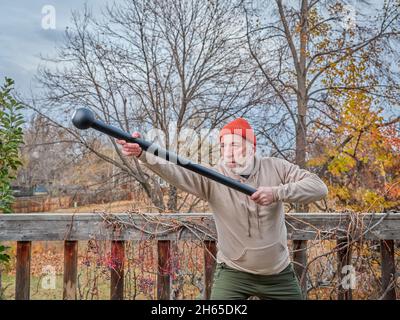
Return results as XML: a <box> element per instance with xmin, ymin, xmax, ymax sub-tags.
<box><xmin>30</xmin><ymin>0</ymin><xmax>264</xmax><ymax>211</ymax></box>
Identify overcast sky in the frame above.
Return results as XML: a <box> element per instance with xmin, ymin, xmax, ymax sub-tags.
<box><xmin>1</xmin><ymin>0</ymin><xmax>398</xmax><ymax>121</ymax></box>
<box><xmin>0</xmin><ymin>0</ymin><xmax>109</xmax><ymax>96</ymax></box>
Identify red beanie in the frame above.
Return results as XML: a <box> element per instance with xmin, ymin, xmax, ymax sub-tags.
<box><xmin>219</xmin><ymin>118</ymin><xmax>256</xmax><ymax>148</ymax></box>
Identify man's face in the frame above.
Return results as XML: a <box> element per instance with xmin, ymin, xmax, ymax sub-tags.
<box><xmin>220</xmin><ymin>134</ymin><xmax>254</xmax><ymax>171</ymax></box>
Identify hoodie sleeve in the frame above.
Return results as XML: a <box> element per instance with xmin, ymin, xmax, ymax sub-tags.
<box><xmin>271</xmin><ymin>158</ymin><xmax>328</xmax><ymax>204</ymax></box>
<box><xmin>137</xmin><ymin>150</ymin><xmax>211</xmax><ymax>201</ymax></box>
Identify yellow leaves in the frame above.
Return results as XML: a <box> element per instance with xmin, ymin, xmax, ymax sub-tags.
<box><xmin>315</xmin><ymin>48</ymin><xmax>373</xmax><ymax>90</ymax></box>
<box><xmin>306</xmin><ymin>7</ymin><xmax>332</xmax><ymax>37</ymax></box>
<box><xmin>294</xmin><ymin>24</ymin><xmax>302</xmax><ymax>34</ymax></box>
<box><xmin>374</xmin><ymin>151</ymin><xmax>391</xmax><ymax>170</ymax></box>
<box><xmin>315</xmin><ymin>85</ymin><xmax>398</xmax><ymax>211</ymax></box>
<box><xmin>306</xmin><ymin>154</ymin><xmax>329</xmax><ymax>167</ymax></box>
<box><xmin>309</xmin><ymin>37</ymin><xmax>400</xmax><ymax>212</ymax></box>
<box><xmin>329</xmin><ymin>187</ymin><xmax>392</xmax><ymax>212</ymax></box>
<box><xmin>327</xmin><ymin>152</ymin><xmax>356</xmax><ymax>176</ymax></box>
<box><xmin>329</xmin><ymin>184</ymin><xmax>352</xmax><ymax>201</ymax></box>
<box><xmin>315</xmin><ymin>38</ymin><xmax>331</xmax><ymax>51</ymax></box>
<box><xmin>361</xmin><ymin>190</ymin><xmax>386</xmax><ymax>212</ymax></box>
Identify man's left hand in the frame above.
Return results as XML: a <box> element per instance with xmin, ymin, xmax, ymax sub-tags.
<box><xmin>250</xmin><ymin>187</ymin><xmax>275</xmax><ymax>206</ymax></box>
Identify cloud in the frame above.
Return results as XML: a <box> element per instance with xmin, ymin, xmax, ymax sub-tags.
<box><xmin>0</xmin><ymin>0</ymin><xmax>109</xmax><ymax>95</ymax></box>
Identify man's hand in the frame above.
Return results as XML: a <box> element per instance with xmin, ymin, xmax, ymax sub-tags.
<box><xmin>116</xmin><ymin>132</ymin><xmax>143</xmax><ymax>157</ymax></box>
<box><xmin>250</xmin><ymin>186</ymin><xmax>276</xmax><ymax>206</ymax></box>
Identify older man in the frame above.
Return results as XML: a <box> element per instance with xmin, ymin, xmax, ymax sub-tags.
<box><xmin>116</xmin><ymin>118</ymin><xmax>328</xmax><ymax>300</ymax></box>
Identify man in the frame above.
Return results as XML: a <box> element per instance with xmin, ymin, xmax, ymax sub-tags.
<box><xmin>116</xmin><ymin>118</ymin><xmax>328</xmax><ymax>300</ymax></box>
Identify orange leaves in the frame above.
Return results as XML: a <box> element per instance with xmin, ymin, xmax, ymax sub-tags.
<box><xmin>385</xmin><ymin>181</ymin><xmax>400</xmax><ymax>199</ymax></box>
<box><xmin>381</xmin><ymin>124</ymin><xmax>400</xmax><ymax>153</ymax></box>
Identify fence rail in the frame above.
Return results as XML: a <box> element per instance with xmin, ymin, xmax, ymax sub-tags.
<box><xmin>0</xmin><ymin>212</ymin><xmax>399</xmax><ymax>300</ymax></box>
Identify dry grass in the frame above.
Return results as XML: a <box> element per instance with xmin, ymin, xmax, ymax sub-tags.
<box><xmin>52</xmin><ymin>199</ymin><xmax>140</xmax><ymax>213</ymax></box>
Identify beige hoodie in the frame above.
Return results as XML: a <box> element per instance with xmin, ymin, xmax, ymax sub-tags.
<box><xmin>138</xmin><ymin>151</ymin><xmax>328</xmax><ymax>275</ymax></box>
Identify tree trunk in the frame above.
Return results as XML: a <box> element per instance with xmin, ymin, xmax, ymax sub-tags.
<box><xmin>293</xmin><ymin>0</ymin><xmax>309</xmax><ymax>299</ymax></box>
<box><xmin>141</xmin><ymin>180</ymin><xmax>165</xmax><ymax>211</ymax></box>
<box><xmin>167</xmin><ymin>186</ymin><xmax>178</xmax><ymax>211</ymax></box>
<box><xmin>295</xmin><ymin>0</ymin><xmax>309</xmax><ymax>169</ymax></box>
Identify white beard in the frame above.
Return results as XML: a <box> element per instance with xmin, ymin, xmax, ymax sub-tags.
<box><xmin>224</xmin><ymin>156</ymin><xmax>255</xmax><ymax>176</ymax></box>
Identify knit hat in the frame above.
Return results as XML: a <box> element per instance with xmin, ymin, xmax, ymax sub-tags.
<box><xmin>219</xmin><ymin>118</ymin><xmax>256</xmax><ymax>149</ymax></box>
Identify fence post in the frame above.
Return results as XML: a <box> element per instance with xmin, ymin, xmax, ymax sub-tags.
<box><xmin>63</xmin><ymin>240</ymin><xmax>78</xmax><ymax>300</ymax></box>
<box><xmin>15</xmin><ymin>241</ymin><xmax>31</xmax><ymax>300</ymax></box>
<box><xmin>203</xmin><ymin>240</ymin><xmax>217</xmax><ymax>300</ymax></box>
<box><xmin>157</xmin><ymin>240</ymin><xmax>171</xmax><ymax>300</ymax></box>
<box><xmin>293</xmin><ymin>240</ymin><xmax>308</xmax><ymax>299</ymax></box>
<box><xmin>110</xmin><ymin>240</ymin><xmax>125</xmax><ymax>300</ymax></box>
<box><xmin>337</xmin><ymin>238</ymin><xmax>352</xmax><ymax>300</ymax></box>
<box><xmin>380</xmin><ymin>239</ymin><xmax>396</xmax><ymax>300</ymax></box>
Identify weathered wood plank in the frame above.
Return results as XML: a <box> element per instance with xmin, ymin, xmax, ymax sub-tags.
<box><xmin>0</xmin><ymin>213</ymin><xmax>215</xmax><ymax>241</ymax></box>
<box><xmin>380</xmin><ymin>240</ymin><xmax>397</xmax><ymax>300</ymax></box>
<box><xmin>63</xmin><ymin>241</ymin><xmax>78</xmax><ymax>300</ymax></box>
<box><xmin>15</xmin><ymin>241</ymin><xmax>31</xmax><ymax>300</ymax></box>
<box><xmin>203</xmin><ymin>240</ymin><xmax>217</xmax><ymax>300</ymax></box>
<box><xmin>157</xmin><ymin>240</ymin><xmax>171</xmax><ymax>300</ymax></box>
<box><xmin>110</xmin><ymin>240</ymin><xmax>125</xmax><ymax>300</ymax></box>
<box><xmin>0</xmin><ymin>213</ymin><xmax>399</xmax><ymax>241</ymax></box>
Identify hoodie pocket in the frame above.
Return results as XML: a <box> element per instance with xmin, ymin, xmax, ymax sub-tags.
<box><xmin>232</xmin><ymin>242</ymin><xmax>287</xmax><ymax>271</ymax></box>
<box><xmin>217</xmin><ymin>242</ymin><xmax>247</xmax><ymax>261</ymax></box>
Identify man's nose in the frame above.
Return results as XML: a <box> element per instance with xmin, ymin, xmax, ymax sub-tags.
<box><xmin>223</xmin><ymin>146</ymin><xmax>233</xmax><ymax>155</ymax></box>
<box><xmin>224</xmin><ymin>147</ymin><xmax>236</xmax><ymax>159</ymax></box>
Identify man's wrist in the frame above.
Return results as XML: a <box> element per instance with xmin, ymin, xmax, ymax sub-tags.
<box><xmin>137</xmin><ymin>150</ymin><xmax>146</xmax><ymax>162</ymax></box>
<box><xmin>270</xmin><ymin>186</ymin><xmax>281</xmax><ymax>202</ymax></box>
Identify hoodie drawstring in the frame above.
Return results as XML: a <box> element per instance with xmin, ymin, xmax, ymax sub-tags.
<box><xmin>247</xmin><ymin>211</ymin><xmax>251</xmax><ymax>237</ymax></box>
<box><xmin>247</xmin><ymin>206</ymin><xmax>261</xmax><ymax>237</ymax></box>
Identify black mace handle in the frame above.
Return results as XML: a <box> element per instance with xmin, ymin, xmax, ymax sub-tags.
<box><xmin>71</xmin><ymin>108</ymin><xmax>257</xmax><ymax>196</ymax></box>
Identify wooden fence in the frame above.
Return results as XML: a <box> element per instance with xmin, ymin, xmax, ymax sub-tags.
<box><xmin>0</xmin><ymin>212</ymin><xmax>398</xmax><ymax>300</ymax></box>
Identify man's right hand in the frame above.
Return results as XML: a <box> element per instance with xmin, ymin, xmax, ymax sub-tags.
<box><xmin>116</xmin><ymin>132</ymin><xmax>143</xmax><ymax>157</ymax></box>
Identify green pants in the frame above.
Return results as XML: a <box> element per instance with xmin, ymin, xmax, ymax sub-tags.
<box><xmin>210</xmin><ymin>262</ymin><xmax>303</xmax><ymax>300</ymax></box>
